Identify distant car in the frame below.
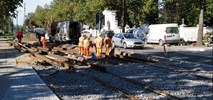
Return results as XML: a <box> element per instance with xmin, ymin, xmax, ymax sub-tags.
<box><xmin>101</xmin><ymin>30</ymin><xmax>115</xmax><ymax>38</ymax></box>
<box><xmin>126</xmin><ymin>28</ymin><xmax>146</xmax><ymax>41</ymax></box>
<box><xmin>112</xmin><ymin>33</ymin><xmax>144</xmax><ymax>49</ymax></box>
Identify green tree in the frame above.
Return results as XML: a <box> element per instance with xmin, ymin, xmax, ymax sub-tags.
<box><xmin>0</xmin><ymin>0</ymin><xmax>23</xmax><ymax>30</ymax></box>
<box><xmin>29</xmin><ymin>5</ymin><xmax>51</xmax><ymax>28</ymax></box>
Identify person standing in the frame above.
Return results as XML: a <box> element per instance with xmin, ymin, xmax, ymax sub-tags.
<box><xmin>16</xmin><ymin>30</ymin><xmax>23</xmax><ymax>43</ymax></box>
<box><xmin>79</xmin><ymin>34</ymin><xmax>85</xmax><ymax>55</ymax></box>
<box><xmin>104</xmin><ymin>34</ymin><xmax>112</xmax><ymax>56</ymax></box>
<box><xmin>83</xmin><ymin>37</ymin><xmax>91</xmax><ymax>56</ymax></box>
<box><xmin>92</xmin><ymin>36</ymin><xmax>98</xmax><ymax>53</ymax></box>
<box><xmin>96</xmin><ymin>33</ymin><xmax>104</xmax><ymax>58</ymax></box>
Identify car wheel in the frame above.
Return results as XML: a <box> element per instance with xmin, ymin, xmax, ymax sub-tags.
<box><xmin>159</xmin><ymin>40</ymin><xmax>164</xmax><ymax>46</ymax></box>
<box><xmin>123</xmin><ymin>43</ymin><xmax>127</xmax><ymax>49</ymax></box>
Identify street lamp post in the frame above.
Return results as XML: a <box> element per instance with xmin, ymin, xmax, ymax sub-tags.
<box><xmin>16</xmin><ymin>10</ymin><xmax>18</xmax><ymax>27</ymax></box>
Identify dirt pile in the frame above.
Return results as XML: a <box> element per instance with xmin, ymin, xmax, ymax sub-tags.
<box><xmin>16</xmin><ymin>53</ymin><xmax>41</xmax><ymax>65</ymax></box>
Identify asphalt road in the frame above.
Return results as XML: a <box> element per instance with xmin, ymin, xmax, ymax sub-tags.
<box><xmin>120</xmin><ymin>45</ymin><xmax>213</xmax><ymax>66</ymax></box>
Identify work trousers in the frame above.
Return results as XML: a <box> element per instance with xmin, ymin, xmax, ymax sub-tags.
<box><xmin>79</xmin><ymin>47</ymin><xmax>84</xmax><ymax>55</ymax></box>
<box><xmin>17</xmin><ymin>38</ymin><xmax>22</xmax><ymax>43</ymax></box>
<box><xmin>105</xmin><ymin>45</ymin><xmax>110</xmax><ymax>56</ymax></box>
<box><xmin>96</xmin><ymin>48</ymin><xmax>102</xmax><ymax>58</ymax></box>
<box><xmin>84</xmin><ymin>47</ymin><xmax>90</xmax><ymax>56</ymax></box>
<box><xmin>42</xmin><ymin>41</ymin><xmax>47</xmax><ymax>48</ymax></box>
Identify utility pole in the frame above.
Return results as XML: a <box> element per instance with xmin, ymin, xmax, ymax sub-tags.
<box><xmin>16</xmin><ymin>10</ymin><xmax>18</xmax><ymax>27</ymax></box>
<box><xmin>122</xmin><ymin>0</ymin><xmax>126</xmax><ymax>32</ymax></box>
<box><xmin>23</xmin><ymin>3</ymin><xmax>26</xmax><ymax>33</ymax></box>
<box><xmin>16</xmin><ymin>10</ymin><xmax>19</xmax><ymax>33</ymax></box>
<box><xmin>99</xmin><ymin>14</ymin><xmax>101</xmax><ymax>31</ymax></box>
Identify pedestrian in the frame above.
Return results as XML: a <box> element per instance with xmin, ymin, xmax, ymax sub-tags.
<box><xmin>16</xmin><ymin>30</ymin><xmax>23</xmax><ymax>43</ymax></box>
<box><xmin>79</xmin><ymin>34</ymin><xmax>85</xmax><ymax>55</ymax></box>
<box><xmin>96</xmin><ymin>33</ymin><xmax>104</xmax><ymax>58</ymax></box>
<box><xmin>83</xmin><ymin>37</ymin><xmax>91</xmax><ymax>56</ymax></box>
<box><xmin>40</xmin><ymin>34</ymin><xmax>47</xmax><ymax>48</ymax></box>
<box><xmin>104</xmin><ymin>34</ymin><xmax>112</xmax><ymax>56</ymax></box>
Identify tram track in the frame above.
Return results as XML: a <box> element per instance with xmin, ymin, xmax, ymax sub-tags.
<box><xmin>16</xmin><ymin>43</ymin><xmax>212</xmax><ymax>99</ymax></box>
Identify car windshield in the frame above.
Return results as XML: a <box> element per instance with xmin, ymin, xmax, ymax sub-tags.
<box><xmin>123</xmin><ymin>34</ymin><xmax>137</xmax><ymax>39</ymax></box>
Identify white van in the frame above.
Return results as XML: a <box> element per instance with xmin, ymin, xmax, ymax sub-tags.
<box><xmin>146</xmin><ymin>23</ymin><xmax>180</xmax><ymax>45</ymax></box>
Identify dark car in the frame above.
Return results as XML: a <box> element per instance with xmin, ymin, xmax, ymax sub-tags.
<box><xmin>101</xmin><ymin>30</ymin><xmax>115</xmax><ymax>38</ymax></box>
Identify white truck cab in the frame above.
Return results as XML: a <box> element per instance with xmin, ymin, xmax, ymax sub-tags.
<box><xmin>146</xmin><ymin>23</ymin><xmax>180</xmax><ymax>45</ymax></box>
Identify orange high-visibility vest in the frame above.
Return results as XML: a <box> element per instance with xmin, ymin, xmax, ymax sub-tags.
<box><xmin>96</xmin><ymin>36</ymin><xmax>103</xmax><ymax>49</ymax></box>
<box><xmin>84</xmin><ymin>39</ymin><xmax>90</xmax><ymax>48</ymax></box>
<box><xmin>79</xmin><ymin>37</ymin><xmax>85</xmax><ymax>47</ymax></box>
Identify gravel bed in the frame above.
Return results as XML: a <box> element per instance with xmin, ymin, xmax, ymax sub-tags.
<box><xmin>33</xmin><ymin>66</ymin><xmax>126</xmax><ymax>100</ymax></box>
<box><xmin>153</xmin><ymin>62</ymin><xmax>213</xmax><ymax>79</ymax></box>
<box><xmin>83</xmin><ymin>68</ymin><xmax>170</xmax><ymax>100</ymax></box>
<box><xmin>167</xmin><ymin>59</ymin><xmax>213</xmax><ymax>71</ymax></box>
<box><xmin>104</xmin><ymin>63</ymin><xmax>213</xmax><ymax>99</ymax></box>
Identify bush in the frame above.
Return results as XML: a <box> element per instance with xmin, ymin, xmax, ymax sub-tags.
<box><xmin>203</xmin><ymin>32</ymin><xmax>213</xmax><ymax>44</ymax></box>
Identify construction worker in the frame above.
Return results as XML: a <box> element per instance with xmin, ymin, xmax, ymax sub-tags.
<box><xmin>79</xmin><ymin>34</ymin><xmax>85</xmax><ymax>55</ymax></box>
<box><xmin>16</xmin><ymin>30</ymin><xmax>23</xmax><ymax>43</ymax></box>
<box><xmin>83</xmin><ymin>37</ymin><xmax>91</xmax><ymax>56</ymax></box>
<box><xmin>92</xmin><ymin>36</ymin><xmax>98</xmax><ymax>53</ymax></box>
<box><xmin>96</xmin><ymin>33</ymin><xmax>104</xmax><ymax>58</ymax></box>
<box><xmin>41</xmin><ymin>35</ymin><xmax>47</xmax><ymax>48</ymax></box>
<box><xmin>104</xmin><ymin>34</ymin><xmax>112</xmax><ymax>56</ymax></box>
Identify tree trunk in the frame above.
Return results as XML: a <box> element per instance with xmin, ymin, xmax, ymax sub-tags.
<box><xmin>122</xmin><ymin>0</ymin><xmax>126</xmax><ymax>33</ymax></box>
<box><xmin>196</xmin><ymin>0</ymin><xmax>205</xmax><ymax>46</ymax></box>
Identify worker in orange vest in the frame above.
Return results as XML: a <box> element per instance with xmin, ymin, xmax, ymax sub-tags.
<box><xmin>96</xmin><ymin>33</ymin><xmax>104</xmax><ymax>58</ymax></box>
<box><xmin>41</xmin><ymin>35</ymin><xmax>47</xmax><ymax>48</ymax></box>
<box><xmin>104</xmin><ymin>34</ymin><xmax>112</xmax><ymax>56</ymax></box>
<box><xmin>83</xmin><ymin>37</ymin><xmax>91</xmax><ymax>56</ymax></box>
<box><xmin>92</xmin><ymin>36</ymin><xmax>98</xmax><ymax>53</ymax></box>
<box><xmin>79</xmin><ymin>34</ymin><xmax>85</xmax><ymax>55</ymax></box>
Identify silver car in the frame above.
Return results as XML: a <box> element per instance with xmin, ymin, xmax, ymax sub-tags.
<box><xmin>112</xmin><ymin>33</ymin><xmax>144</xmax><ymax>49</ymax></box>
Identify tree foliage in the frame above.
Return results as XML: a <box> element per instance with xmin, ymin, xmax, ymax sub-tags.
<box><xmin>28</xmin><ymin>0</ymin><xmax>213</xmax><ymax>29</ymax></box>
<box><xmin>0</xmin><ymin>0</ymin><xmax>23</xmax><ymax>29</ymax></box>
<box><xmin>159</xmin><ymin>0</ymin><xmax>213</xmax><ymax>26</ymax></box>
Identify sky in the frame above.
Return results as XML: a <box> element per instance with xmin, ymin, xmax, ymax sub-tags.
<box><xmin>14</xmin><ymin>0</ymin><xmax>53</xmax><ymax>25</ymax></box>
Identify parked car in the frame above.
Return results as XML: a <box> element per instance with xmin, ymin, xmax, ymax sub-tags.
<box><xmin>126</xmin><ymin>28</ymin><xmax>146</xmax><ymax>41</ymax></box>
<box><xmin>82</xmin><ymin>30</ymin><xmax>92</xmax><ymax>37</ymax></box>
<box><xmin>112</xmin><ymin>33</ymin><xmax>144</xmax><ymax>49</ymax></box>
<box><xmin>101</xmin><ymin>30</ymin><xmax>115</xmax><ymax>38</ymax></box>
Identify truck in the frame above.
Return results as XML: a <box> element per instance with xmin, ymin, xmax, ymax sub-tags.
<box><xmin>48</xmin><ymin>21</ymin><xmax>82</xmax><ymax>44</ymax></box>
<box><xmin>146</xmin><ymin>23</ymin><xmax>180</xmax><ymax>46</ymax></box>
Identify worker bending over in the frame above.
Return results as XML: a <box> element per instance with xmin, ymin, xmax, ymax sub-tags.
<box><xmin>79</xmin><ymin>34</ymin><xmax>85</xmax><ymax>55</ymax></box>
<box><xmin>16</xmin><ymin>30</ymin><xmax>23</xmax><ymax>43</ymax></box>
<box><xmin>104</xmin><ymin>34</ymin><xmax>112</xmax><ymax>56</ymax></box>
